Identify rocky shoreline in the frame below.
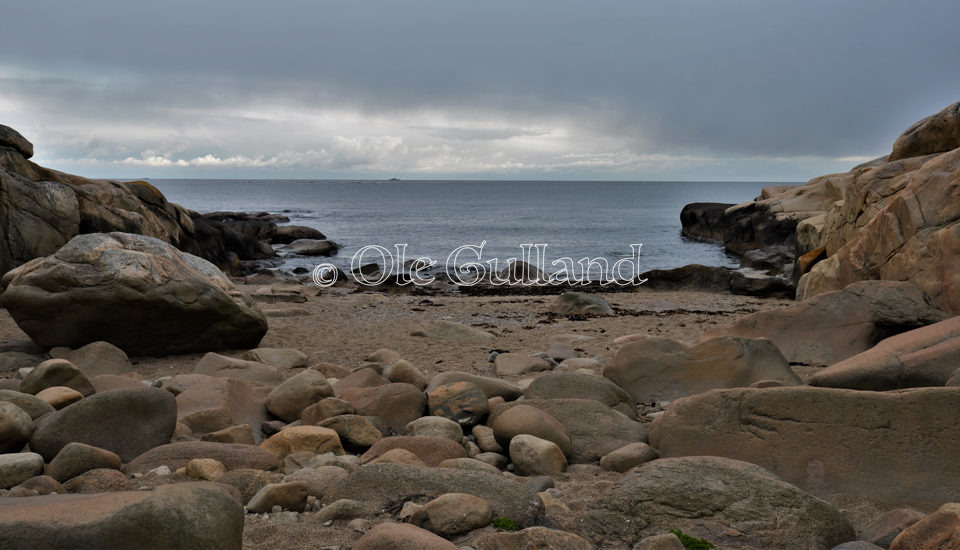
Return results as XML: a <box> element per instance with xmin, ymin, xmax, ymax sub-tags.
<box><xmin>1</xmin><ymin>101</ymin><xmax>960</xmax><ymax>549</ymax></box>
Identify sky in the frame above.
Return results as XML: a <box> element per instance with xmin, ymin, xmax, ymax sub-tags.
<box><xmin>1</xmin><ymin>0</ymin><xmax>958</xmax><ymax>181</ymax></box>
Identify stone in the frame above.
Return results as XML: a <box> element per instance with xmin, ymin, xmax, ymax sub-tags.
<box><xmin>491</xmin><ymin>404</ymin><xmax>572</xmax><ymax>458</ymax></box>
<box><xmin>889</xmin><ymin>502</ymin><xmax>960</xmax><ymax>549</ymax></box>
<box><xmin>0</xmin><ymin>452</ymin><xmax>44</xmax><ymax>489</ymax></box>
<box><xmin>546</xmin><ymin>341</ymin><xmax>579</xmax><ymax>362</ymax></box>
<box><xmin>333</xmin><ymin>368</ymin><xmax>388</xmax><ymax>396</ymax></box>
<box><xmin>283</xmin><ymin>465</ymin><xmax>348</xmax><ymax>499</ymax></box>
<box><xmin>193</xmin><ymin>353</ymin><xmax>282</xmax><ymax>386</ymax></box>
<box><xmin>280</xmin><ymin>450</ymin><xmax>315</xmax><ymax>474</ymax></box>
<box><xmin>426</xmin><ymin>372</ymin><xmax>523</xmax><ymax>401</ymax></box>
<box><xmin>46</xmin><ymin>442</ymin><xmax>122</xmax><ymax>482</ymax></box>
<box><xmin>365</xmin><ymin>348</ymin><xmax>402</xmax><ymax>365</ymax></box>
<box><xmin>30</xmin><ymin>386</ymin><xmax>176</xmax><ymax>462</ymax></box>
<box><xmin>360</xmin><ymin>435</ymin><xmax>466</xmax><ymax>467</ymax></box>
<box><xmin>323</xmin><ymin>463</ymin><xmax>543</xmax><ymax>525</ymax></box>
<box><xmin>860</xmin><ymin>508</ymin><xmax>927</xmax><ymax>548</ymax></box>
<box><xmin>606</xmin><ymin>335</ymin><xmax>799</xmax><ymax>403</ymax></box>
<box><xmin>246</xmin><ymin>481</ymin><xmax>310</xmax><ymax>513</ymax></box>
<box><xmin>494</xmin><ymin>353</ymin><xmax>551</xmax><ymax>377</ymax></box>
<box><xmin>318</xmin><ymin>414</ymin><xmax>383</xmax><ymax>451</ymax></box>
<box><xmin>270</xmin><ymin>225</ymin><xmax>325</xmax><ymax>244</ymax></box>
<box><xmin>310</xmin><ymin>362</ymin><xmax>352</xmax><ymax>379</ymax></box>
<box><xmin>0</xmin><ymin>482</ymin><xmax>243</xmax><ymax>549</ymax></box>
<box><xmin>583</xmin><ymin>456</ymin><xmax>854</xmax><ymax>549</ymax></box>
<box><xmin>10</xmin><ymin>475</ymin><xmax>65</xmax><ymax>496</ymax></box>
<box><xmin>266</xmin><ymin>370</ymin><xmax>334</xmax><ymax>421</ymax></box>
<box><xmin>64</xmin><ymin>341</ymin><xmax>131</xmax><ymax>377</ymax></box>
<box><xmin>437</xmin><ymin>457</ymin><xmax>501</xmax><ymax>475</ymax></box>
<box><xmin>0</xmin><ymin>124</ymin><xmax>34</xmax><ymax>158</ymax></box>
<box><xmin>473</xmin><ymin>527</ymin><xmax>595</xmax><ymax>550</ymax></box>
<box><xmin>200</xmin><ymin>424</ymin><xmax>256</xmax><ymax>445</ymax></box>
<box><xmin>243</xmin><ymin>347</ymin><xmax>307</xmax><ymax>369</ymax></box>
<box><xmin>639</xmin><ymin>264</ymin><xmax>796</xmax><ymax>298</ymax></box>
<box><xmin>680</xmin><ymin>202</ymin><xmax>734</xmax><ymax>242</ymax></box>
<box><xmin>406</xmin><ymin>416</ymin><xmax>463</xmax><ymax>442</ymax></box>
<box><xmin>260</xmin><ymin>425</ymin><xmax>344</xmax><ymax>461</ymax></box>
<box><xmin>832</xmin><ymin>543</ymin><xmax>885</xmax><ymax>550</ymax></box>
<box><xmin>89</xmin><ymin>375</ymin><xmax>141</xmax><ymax>393</ymax></box>
<box><xmin>493</xmin><ymin>399</ymin><xmax>647</xmax><ymax>463</ymax></box>
<box><xmin>0</xmin><ymin>232</ymin><xmax>268</xmax><ymax>355</ymax></box>
<box><xmin>184</xmin><ymin>458</ymin><xmax>227</xmax><ymax>481</ymax></box>
<box><xmin>474</xmin><ymin>452</ymin><xmax>508</xmax><ymax>470</ymax></box>
<box><xmin>427</xmin><ymin>381</ymin><xmax>489</xmax><ymax>427</ymax></box>
<box><xmin>35</xmin><ymin>386</ymin><xmax>84</xmax><ymax>409</ymax></box>
<box><xmin>549</xmin><ymin>292</ymin><xmax>616</xmax><ymax>316</ymax></box>
<box><xmin>217</xmin><ymin>468</ymin><xmax>284</xmax><ymax>504</ymax></box>
<box><xmin>301</xmin><ymin>397</ymin><xmax>355</xmax><ymax>425</ymax></box>
<box><xmin>890</xmin><ymin>100</ymin><xmax>960</xmax><ymax>161</ymax></box>
<box><xmin>704</xmin><ymin>281</ymin><xmax>948</xmax><ymax>365</ymax></box>
<box><xmin>339</xmin><ymin>383</ymin><xmax>427</xmax><ymax>433</ymax></box>
<box><xmin>280</xmin><ymin>238</ymin><xmax>340</xmax><ymax>256</ymax></box>
<box><xmin>600</xmin><ymin>442</ymin><xmax>659</xmax><ymax>473</ymax></box>
<box><xmin>383</xmin><ymin>359</ymin><xmax>427</xmax><ymax>390</ymax></box>
<box><xmin>305</xmin><ymin>452</ymin><xmax>360</xmax><ymax>473</ymax></box>
<box><xmin>509</xmin><ymin>434</ymin><xmax>567</xmax><ymax>476</ymax></box>
<box><xmin>650</xmin><ymin>386</ymin><xmax>960</xmax><ymax>504</ymax></box>
<box><xmin>410</xmin><ymin>492</ymin><xmax>494</xmax><ymax>536</ymax></box>
<box><xmin>63</xmin><ymin>468</ymin><xmax>132</xmax><ymax>493</ymax></box>
<box><xmin>353</xmin><ymin>522</ymin><xmax>457</xmax><ymax>550</ymax></box>
<box><xmin>0</xmin><ymin>389</ymin><xmax>53</xmax><ymax>419</ymax></box>
<box><xmin>176</xmin><ymin>377</ymin><xmax>268</xmax><ymax>441</ymax></box>
<box><xmin>472</xmin><ymin>425</ymin><xmax>503</xmax><ymax>453</ymax></box>
<box><xmin>634</xmin><ymin>533</ymin><xmax>685</xmax><ymax>550</ymax></box>
<box><xmin>366</xmin><ymin>448</ymin><xmax>426</xmax><ymax>466</ymax></box>
<box><xmin>0</xmin><ymin>351</ymin><xmax>41</xmax><ymax>373</ymax></box>
<box><xmin>20</xmin><ymin>359</ymin><xmax>95</xmax><ymax>397</ymax></box>
<box><xmin>123</xmin><ymin>441</ymin><xmax>279</xmax><ymax>475</ymax></box>
<box><xmin>811</xmin><ymin>315</ymin><xmax>960</xmax><ymax>390</ymax></box>
<box><xmin>410</xmin><ymin>320</ymin><xmax>495</xmax><ymax>342</ymax></box>
<box><xmin>524</xmin><ymin>372</ymin><xmax>636</xmax><ymax>418</ymax></box>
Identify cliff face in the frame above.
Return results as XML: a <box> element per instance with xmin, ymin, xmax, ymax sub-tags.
<box><xmin>0</xmin><ymin>125</ymin><xmax>274</xmax><ymax>276</ymax></box>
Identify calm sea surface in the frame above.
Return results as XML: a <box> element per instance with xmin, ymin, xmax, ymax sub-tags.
<box><xmin>150</xmin><ymin>180</ymin><xmax>785</xmax><ymax>278</ymax></box>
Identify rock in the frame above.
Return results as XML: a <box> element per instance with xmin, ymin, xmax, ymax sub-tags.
<box><xmin>270</xmin><ymin>225</ymin><xmax>325</xmax><ymax>244</ymax></box>
<box><xmin>301</xmin><ymin>397</ymin><xmax>355</xmax><ymax>425</ymax></box>
<box><xmin>584</xmin><ymin>456</ymin><xmax>854</xmax><ymax>549</ymax></box>
<box><xmin>509</xmin><ymin>434</ymin><xmax>567</xmax><ymax>476</ymax></box>
<box><xmin>360</xmin><ymin>435</ymin><xmax>466</xmax><ymax>466</ymax></box>
<box><xmin>473</xmin><ymin>527</ymin><xmax>595</xmax><ymax>550</ymax></box>
<box><xmin>491</xmin><ymin>404</ymin><xmax>572</xmax><ymax>458</ymax></box>
<box><xmin>680</xmin><ymin>202</ymin><xmax>734</xmax><ymax>242</ymax></box>
<box><xmin>266</xmin><ymin>370</ymin><xmax>334</xmax><ymax>421</ymax></box>
<box><xmin>0</xmin><ymin>389</ymin><xmax>53</xmax><ymax>419</ymax></box>
<box><xmin>35</xmin><ymin>386</ymin><xmax>84</xmax><ymax>409</ymax></box>
<box><xmin>123</xmin><ymin>441</ymin><xmax>278</xmax><ymax>475</ymax></box>
<box><xmin>427</xmin><ymin>381</ymin><xmax>489</xmax><ymax>427</ymax></box>
<box><xmin>280</xmin><ymin>238</ymin><xmax>340</xmax><ymax>256</ymax></box>
<box><xmin>0</xmin><ymin>351</ymin><xmax>41</xmax><ymax>373</ymax></box>
<box><xmin>283</xmin><ymin>465</ymin><xmax>347</xmax><ymax>499</ymax></box>
<box><xmin>311</xmin><ymin>362</ymin><xmax>352</xmax><ymax>379</ymax></box>
<box><xmin>426</xmin><ymin>372</ymin><xmax>523</xmax><ymax>401</ymax></box>
<box><xmin>410</xmin><ymin>320</ymin><xmax>495</xmax><ymax>342</ymax></box>
<box><xmin>890</xmin><ymin>100</ymin><xmax>960</xmax><ymax>161</ymax></box>
<box><xmin>704</xmin><ymin>280</ymin><xmax>948</xmax><ymax>365</ymax></box>
<box><xmin>339</xmin><ymin>383</ymin><xmax>427</xmax><ymax>433</ymax></box>
<box><xmin>406</xmin><ymin>416</ymin><xmax>463</xmax><ymax>442</ymax></box>
<box><xmin>472</xmin><ymin>425</ymin><xmax>504</xmax><ymax>453</ymax></box>
<box><xmin>217</xmin><ymin>468</ymin><xmax>284</xmax><ymax>504</ymax></box>
<box><xmin>495</xmin><ymin>354</ymin><xmax>552</xmax><ymax>377</ymax></box>
<box><xmin>638</xmin><ymin>264</ymin><xmax>796</xmax><ymax>298</ymax></box>
<box><xmin>0</xmin><ymin>124</ymin><xmax>34</xmax><ymax>158</ymax></box>
<box><xmin>353</xmin><ymin>522</ymin><xmax>457</xmax><ymax>550</ymax></box>
<box><xmin>383</xmin><ymin>359</ymin><xmax>428</xmax><ymax>390</ymax></box>
<box><xmin>811</xmin><ymin>315</ymin><xmax>960</xmax><ymax>390</ymax></box>
<box><xmin>280</xmin><ymin>450</ymin><xmax>315</xmax><ymax>474</ymax></box>
<box><xmin>0</xmin><ymin>233</ymin><xmax>268</xmax><ymax>354</ymax></box>
<box><xmin>10</xmin><ymin>475</ymin><xmax>65</xmax><ymax>496</ymax></box>
<box><xmin>323</xmin><ymin>463</ymin><xmax>543</xmax><ymax>525</ymax></box>
<box><xmin>545</xmin><ymin>341</ymin><xmax>580</xmax><ymax>362</ymax></box>
<box><xmin>200</xmin><ymin>424</ymin><xmax>256</xmax><ymax>445</ymax></box>
<box><xmin>410</xmin><ymin>492</ymin><xmax>494</xmax><ymax>536</ymax></box>
<box><xmin>89</xmin><ymin>375</ymin><xmax>141</xmax><ymax>393</ymax></box>
<box><xmin>600</xmin><ymin>442</ymin><xmax>659</xmax><ymax>473</ymax></box>
<box><xmin>20</xmin><ymin>359</ymin><xmax>95</xmax><ymax>397</ymax></box>
<box><xmin>366</xmin><ymin>448</ymin><xmax>426</xmax><ymax>466</ymax></box>
<box><xmin>63</xmin><ymin>341</ymin><xmax>131</xmax><ymax>377</ymax></box>
<box><xmin>832</xmin><ymin>543</ymin><xmax>885</xmax><ymax>550</ymax></box>
<box><xmin>0</xmin><ymin>482</ymin><xmax>243</xmax><ymax>549</ymax></box>
<box><xmin>524</xmin><ymin>372</ymin><xmax>636</xmax><ymax>418</ymax></box>
<box><xmin>29</xmin><ymin>386</ymin><xmax>175</xmax><ymax>462</ymax></box>
<box><xmin>333</xmin><ymin>368</ymin><xmax>389</xmax><ymax>396</ymax></box>
<box><xmin>318</xmin><ymin>414</ymin><xmax>383</xmax><ymax>451</ymax></box>
<box><xmin>246</xmin><ymin>481</ymin><xmax>310</xmax><ymax>513</ymax></box>
<box><xmin>0</xmin><ymin>452</ymin><xmax>44</xmax><ymax>489</ymax></box>
<box><xmin>606</xmin><ymin>335</ymin><xmax>799</xmax><ymax>403</ymax></box>
<box><xmin>740</xmin><ymin>244</ymin><xmax>795</xmax><ymax>276</ymax></box>
<box><xmin>193</xmin><ymin>353</ymin><xmax>282</xmax><ymax>386</ymax></box>
<box><xmin>650</xmin><ymin>386</ymin><xmax>960</xmax><ymax>504</ymax></box>
<box><xmin>437</xmin><ymin>457</ymin><xmax>501</xmax><ymax>475</ymax></box>
<box><xmin>493</xmin><ymin>399</ymin><xmax>648</xmax><ymax>463</ymax></box>
<box><xmin>889</xmin><ymin>502</ymin><xmax>960</xmax><ymax>549</ymax></box>
<box><xmin>46</xmin><ymin>442</ymin><xmax>122</xmax><ymax>482</ymax></box>
<box><xmin>63</xmin><ymin>468</ymin><xmax>132</xmax><ymax>493</ymax></box>
<box><xmin>549</xmin><ymin>292</ymin><xmax>615</xmax><ymax>316</ymax></box>
<box><xmin>176</xmin><ymin>376</ymin><xmax>268</xmax><ymax>441</ymax></box>
<box><xmin>243</xmin><ymin>347</ymin><xmax>308</xmax><ymax>369</ymax></box>
<box><xmin>260</xmin><ymin>426</ymin><xmax>344</xmax><ymax>461</ymax></box>
<box><xmin>860</xmin><ymin>508</ymin><xmax>927</xmax><ymax>548</ymax></box>
<box><xmin>634</xmin><ymin>533</ymin><xmax>685</xmax><ymax>550</ymax></box>
<box><xmin>184</xmin><ymin>458</ymin><xmax>227</xmax><ymax>481</ymax></box>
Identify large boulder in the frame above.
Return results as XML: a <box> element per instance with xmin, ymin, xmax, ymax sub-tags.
<box><xmin>265</xmin><ymin>370</ymin><xmax>334</xmax><ymax>421</ymax></box>
<box><xmin>581</xmin><ymin>456</ymin><xmax>854</xmax><ymax>549</ymax></box>
<box><xmin>524</xmin><ymin>372</ymin><xmax>636</xmax><ymax>418</ymax></box>
<box><xmin>123</xmin><ymin>441</ymin><xmax>279</xmax><ymax>474</ymax></box>
<box><xmin>704</xmin><ymin>280</ymin><xmax>949</xmax><ymax>365</ymax></box>
<box><xmin>650</xmin><ymin>386</ymin><xmax>960</xmax><ymax>504</ymax></box>
<box><xmin>680</xmin><ymin>202</ymin><xmax>734</xmax><ymax>242</ymax></box>
<box><xmin>175</xmin><ymin>376</ymin><xmax>268</xmax><ymax>441</ymax></box>
<box><xmin>0</xmin><ymin>401</ymin><xmax>33</xmax><ymax>453</ymax></box>
<box><xmin>0</xmin><ymin>232</ymin><xmax>268</xmax><ymax>355</ymax></box>
<box><xmin>0</xmin><ymin>482</ymin><xmax>243</xmax><ymax>550</ymax></box>
<box><xmin>29</xmin><ymin>386</ymin><xmax>176</xmax><ymax>462</ymax></box>
<box><xmin>339</xmin><ymin>383</ymin><xmax>427</xmax><ymax>433</ymax></box>
<box><xmin>606</xmin><ymin>335</ymin><xmax>799</xmax><ymax>403</ymax></box>
<box><xmin>890</xmin><ymin>100</ymin><xmax>960</xmax><ymax>161</ymax></box>
<box><xmin>811</xmin><ymin>315</ymin><xmax>960</xmax><ymax>390</ymax></box>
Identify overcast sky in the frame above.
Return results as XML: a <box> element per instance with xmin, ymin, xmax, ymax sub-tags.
<box><xmin>2</xmin><ymin>0</ymin><xmax>958</xmax><ymax>181</ymax></box>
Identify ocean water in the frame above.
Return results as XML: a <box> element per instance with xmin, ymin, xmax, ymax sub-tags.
<box><xmin>150</xmin><ymin>179</ymin><xmax>783</xmax><ymax>279</ymax></box>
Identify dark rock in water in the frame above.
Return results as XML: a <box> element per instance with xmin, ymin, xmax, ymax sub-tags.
<box><xmin>281</xmin><ymin>238</ymin><xmax>341</xmax><ymax>256</ymax></box>
<box><xmin>680</xmin><ymin>202</ymin><xmax>733</xmax><ymax>242</ymax></box>
<box><xmin>0</xmin><ymin>125</ymin><xmax>33</xmax><ymax>158</ymax></box>
<box><xmin>0</xmin><ymin>232</ymin><xmax>268</xmax><ymax>355</ymax></box>
<box><xmin>271</xmin><ymin>225</ymin><xmax>326</xmax><ymax>244</ymax></box>
<box><xmin>640</xmin><ymin>264</ymin><xmax>795</xmax><ymax>298</ymax></box>
<box><xmin>201</xmin><ymin>211</ymin><xmax>290</xmax><ymax>223</ymax></box>
<box><xmin>721</xmin><ymin>200</ymin><xmax>802</xmax><ymax>255</ymax></box>
<box><xmin>890</xmin><ymin>100</ymin><xmax>960</xmax><ymax>161</ymax></box>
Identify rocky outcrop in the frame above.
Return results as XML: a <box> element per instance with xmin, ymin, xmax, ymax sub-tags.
<box><xmin>890</xmin><ymin>100</ymin><xmax>960</xmax><ymax>161</ymax></box>
<box><xmin>0</xmin><ymin>232</ymin><xmax>268</xmax><ymax>354</ymax></box>
<box><xmin>638</xmin><ymin>264</ymin><xmax>795</xmax><ymax>298</ymax></box>
<box><xmin>679</xmin><ymin>202</ymin><xmax>733</xmax><ymax>241</ymax></box>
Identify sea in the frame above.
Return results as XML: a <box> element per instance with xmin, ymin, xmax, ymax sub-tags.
<box><xmin>149</xmin><ymin>180</ymin><xmax>785</xmax><ymax>280</ymax></box>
